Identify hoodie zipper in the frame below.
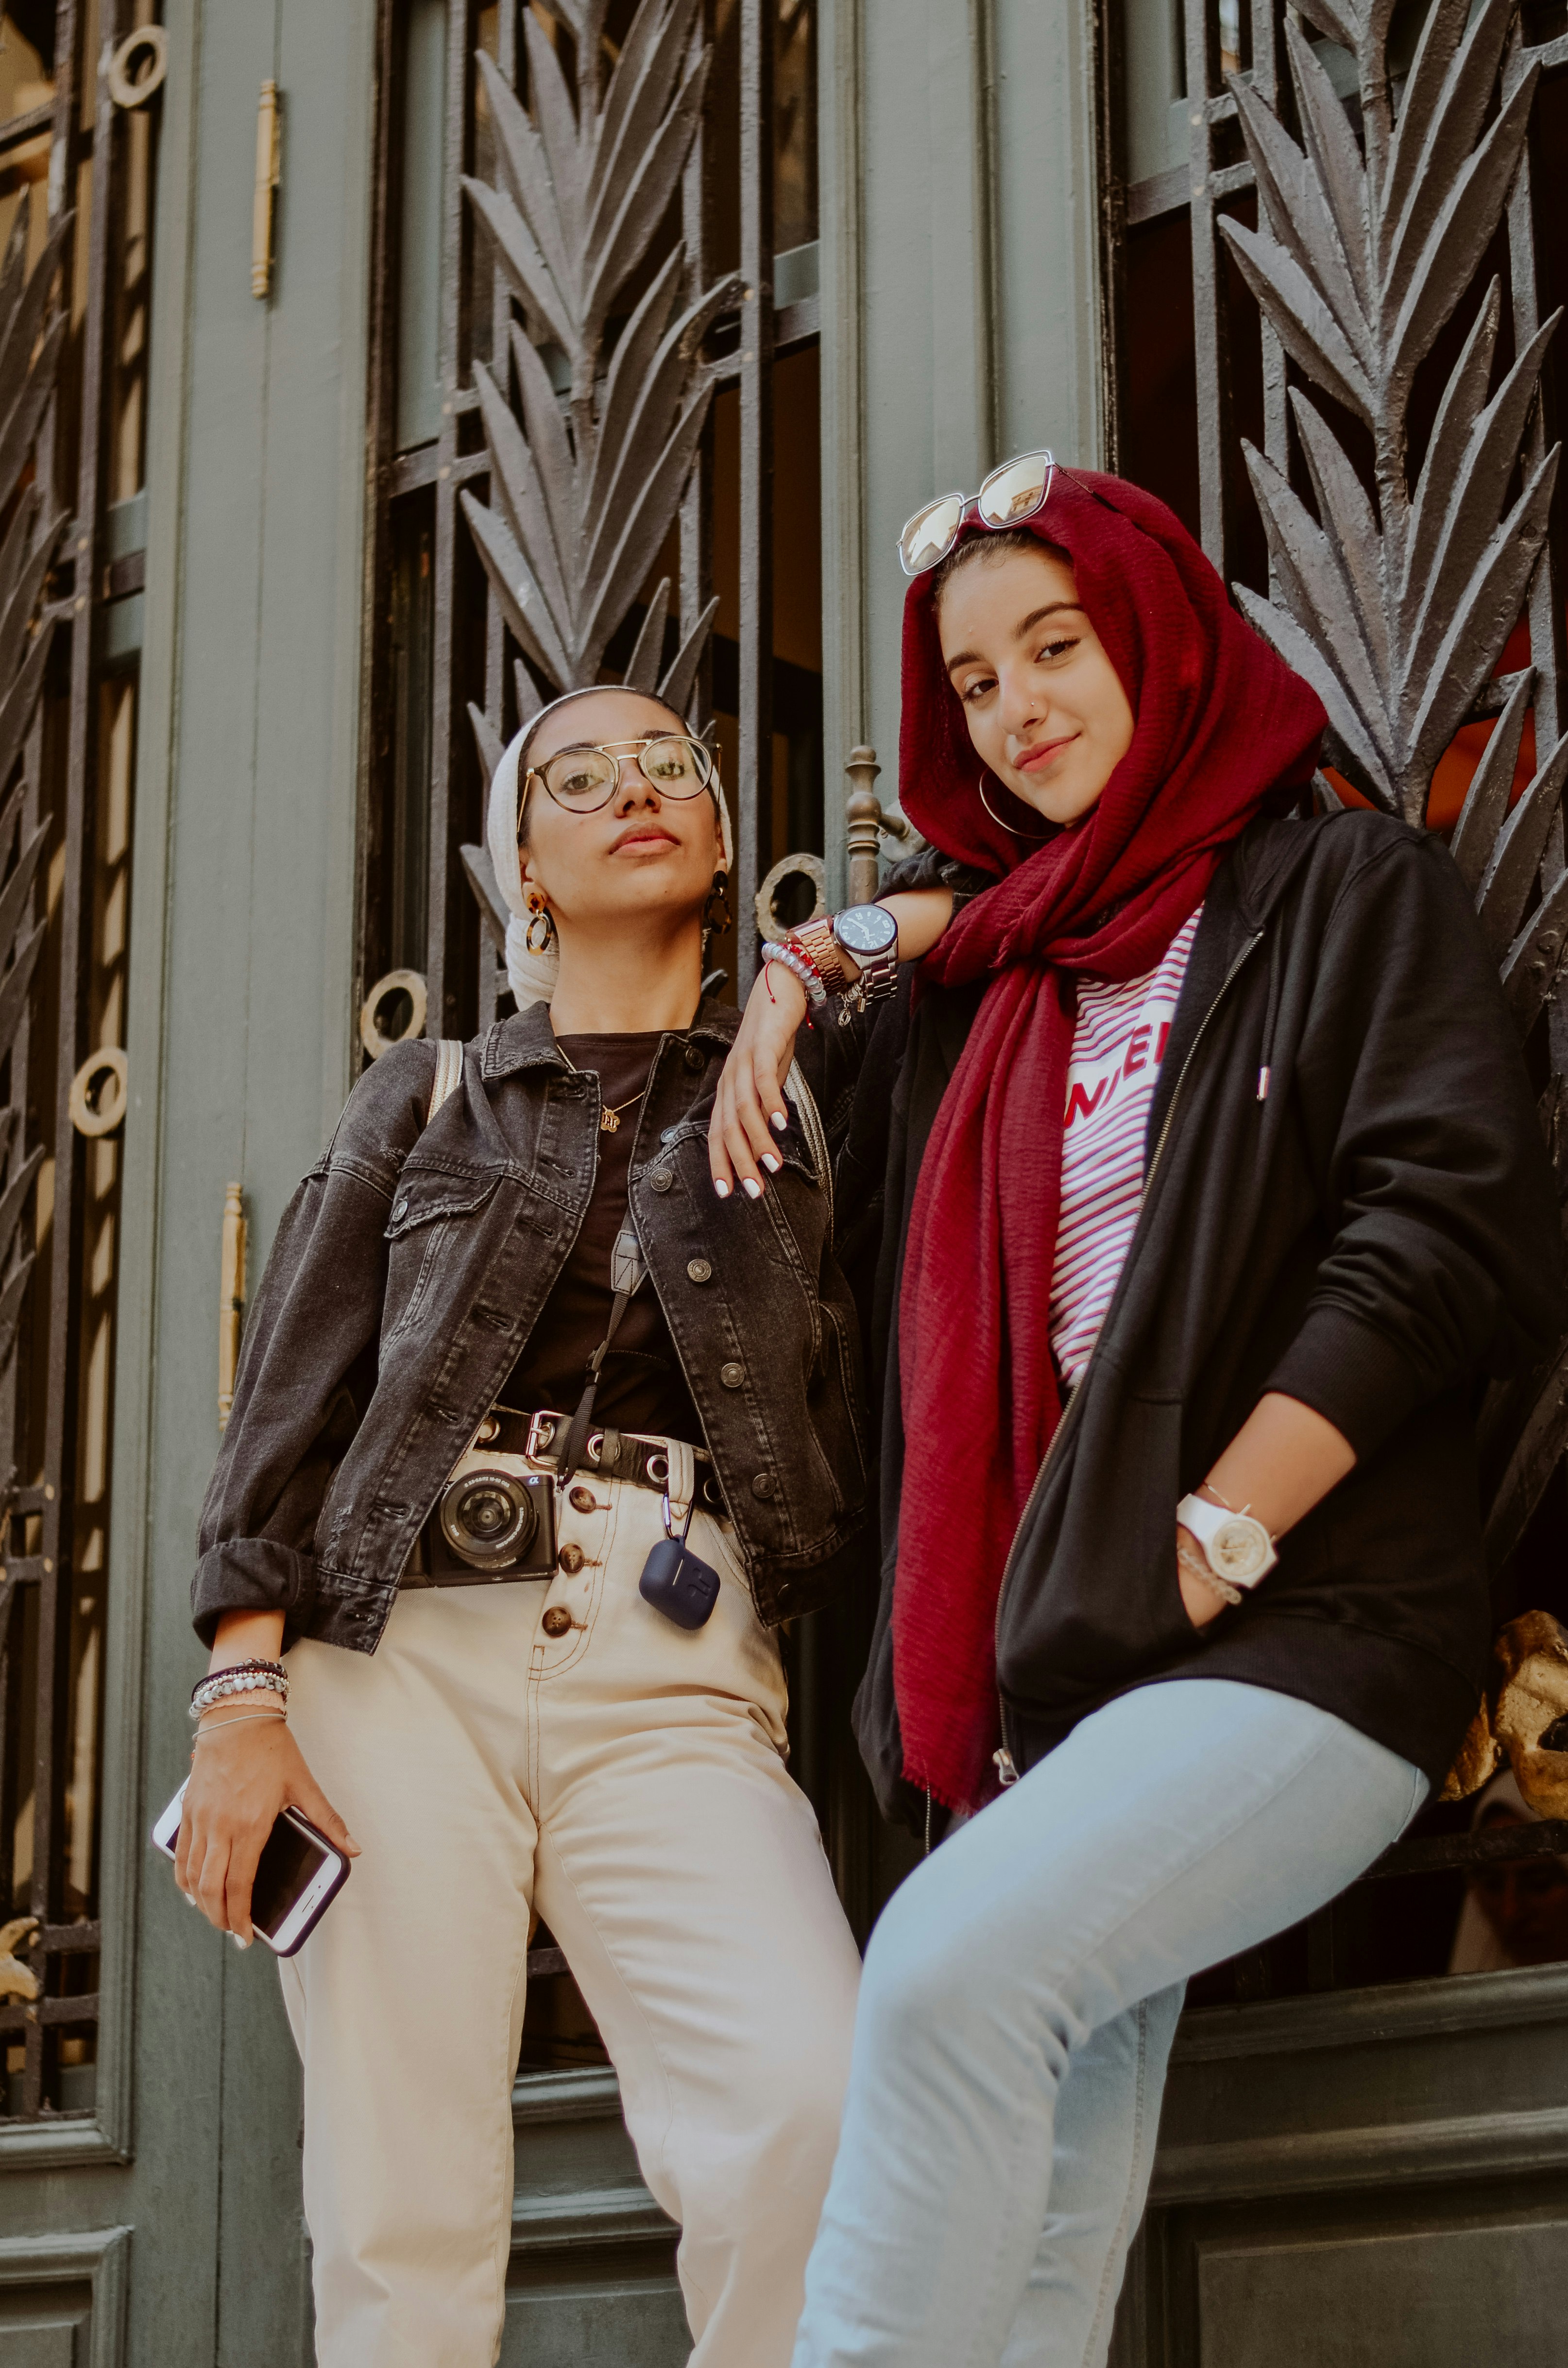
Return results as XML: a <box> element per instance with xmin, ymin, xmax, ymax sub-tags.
<box><xmin>990</xmin><ymin>927</ymin><xmax>1267</xmax><ymax>1786</ymax></box>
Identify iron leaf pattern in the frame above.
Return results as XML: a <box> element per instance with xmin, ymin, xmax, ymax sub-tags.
<box><xmin>461</xmin><ymin>0</ymin><xmax>733</xmax><ymax>717</ymax></box>
<box><xmin>1225</xmin><ymin>0</ymin><xmax>1568</xmax><ymax>1575</ymax></box>
<box><xmin>1224</xmin><ymin>0</ymin><xmax>1560</xmax><ymax>820</ymax></box>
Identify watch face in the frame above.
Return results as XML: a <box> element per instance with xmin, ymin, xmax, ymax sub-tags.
<box><xmin>835</xmin><ymin>903</ymin><xmax>899</xmax><ymax>957</ymax></box>
<box><xmin>1210</xmin><ymin>1515</ymin><xmax>1271</xmax><ymax>1582</ymax></box>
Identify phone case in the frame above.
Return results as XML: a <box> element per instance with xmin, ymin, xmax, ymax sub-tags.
<box><xmin>151</xmin><ymin>1781</ymin><xmax>350</xmax><ymax>1955</ymax></box>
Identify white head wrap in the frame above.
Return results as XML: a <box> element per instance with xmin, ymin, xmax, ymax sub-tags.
<box><xmin>486</xmin><ymin>688</ymin><xmax>734</xmax><ymax>1010</ymax></box>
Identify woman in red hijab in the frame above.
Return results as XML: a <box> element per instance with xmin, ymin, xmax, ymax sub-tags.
<box><xmin>710</xmin><ymin>464</ymin><xmax>1562</xmax><ymax>2364</ymax></box>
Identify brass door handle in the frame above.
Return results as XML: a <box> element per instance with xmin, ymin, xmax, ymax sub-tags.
<box><xmin>218</xmin><ymin>1184</ymin><xmax>247</xmax><ymax>1431</ymax></box>
<box><xmin>252</xmin><ymin>81</ymin><xmax>281</xmax><ymax>300</ymax></box>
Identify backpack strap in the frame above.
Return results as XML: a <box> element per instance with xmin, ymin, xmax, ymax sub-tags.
<box><xmin>427</xmin><ymin>1039</ymin><xmax>464</xmax><ymax>1123</ymax></box>
<box><xmin>783</xmin><ymin>1059</ymin><xmax>834</xmax><ymax>1240</ymax></box>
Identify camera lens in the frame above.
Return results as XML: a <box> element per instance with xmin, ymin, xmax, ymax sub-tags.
<box><xmin>466</xmin><ymin>1487</ymin><xmax>511</xmax><ymax>1539</ymax></box>
<box><xmin>441</xmin><ymin>1468</ymin><xmax>539</xmax><ymax>1568</ymax></box>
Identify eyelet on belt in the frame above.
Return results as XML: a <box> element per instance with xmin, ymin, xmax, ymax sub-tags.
<box><xmin>645</xmin><ymin>1451</ymin><xmax>669</xmax><ymax>1486</ymax></box>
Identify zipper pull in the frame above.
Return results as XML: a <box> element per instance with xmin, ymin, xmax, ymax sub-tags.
<box><xmin>993</xmin><ymin>1747</ymin><xmax>1019</xmax><ymax>1787</ymax></box>
<box><xmin>1256</xmin><ymin>1065</ymin><xmax>1271</xmax><ymax>1102</ymax></box>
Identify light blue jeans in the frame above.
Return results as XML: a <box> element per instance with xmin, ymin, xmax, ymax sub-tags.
<box><xmin>793</xmin><ymin>1678</ymin><xmax>1427</xmax><ymax>2368</ymax></box>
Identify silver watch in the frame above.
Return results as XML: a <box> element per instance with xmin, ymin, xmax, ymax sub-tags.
<box><xmin>1175</xmin><ymin>1492</ymin><xmax>1278</xmax><ymax>1589</ymax></box>
<box><xmin>832</xmin><ymin>904</ymin><xmax>899</xmax><ymax>1012</ymax></box>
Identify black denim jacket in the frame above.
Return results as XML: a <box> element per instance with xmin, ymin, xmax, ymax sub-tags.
<box><xmin>192</xmin><ymin>998</ymin><xmax>870</xmax><ymax>1650</ymax></box>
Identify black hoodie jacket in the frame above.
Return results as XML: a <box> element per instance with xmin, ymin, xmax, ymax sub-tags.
<box><xmin>843</xmin><ymin>809</ymin><xmax>1566</xmax><ymax>1828</ymax></box>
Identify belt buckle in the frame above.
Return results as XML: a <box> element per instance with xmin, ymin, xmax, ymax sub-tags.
<box><xmin>526</xmin><ymin>1409</ymin><xmax>607</xmax><ymax>1472</ymax></box>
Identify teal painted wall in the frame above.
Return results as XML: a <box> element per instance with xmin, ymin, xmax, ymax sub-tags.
<box><xmin>0</xmin><ymin>2</ymin><xmax>377</xmax><ymax>2359</ymax></box>
<box><xmin>125</xmin><ymin>0</ymin><xmax>376</xmax><ymax>2354</ymax></box>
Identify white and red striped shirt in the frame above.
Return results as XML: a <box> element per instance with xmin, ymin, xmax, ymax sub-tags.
<box><xmin>1049</xmin><ymin>908</ymin><xmax>1202</xmax><ymax>1387</ymax></box>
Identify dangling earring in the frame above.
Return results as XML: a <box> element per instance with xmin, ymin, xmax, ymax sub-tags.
<box><xmin>978</xmin><ymin>773</ymin><xmax>1054</xmax><ymax>841</ymax></box>
<box><xmin>524</xmin><ymin>890</ymin><xmax>557</xmax><ymax>955</ymax></box>
<box><xmin>701</xmin><ymin>871</ymin><xmax>733</xmax><ymax>944</ymax></box>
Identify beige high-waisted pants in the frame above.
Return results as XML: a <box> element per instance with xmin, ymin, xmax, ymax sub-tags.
<box><xmin>279</xmin><ymin>1470</ymin><xmax>862</xmax><ymax>2368</ymax></box>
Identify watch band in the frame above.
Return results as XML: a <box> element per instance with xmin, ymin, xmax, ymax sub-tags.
<box><xmin>837</xmin><ymin>925</ymin><xmax>900</xmax><ymax>1006</ymax></box>
<box><xmin>790</xmin><ymin>918</ymin><xmax>855</xmax><ymax>998</ymax></box>
<box><xmin>1175</xmin><ymin>1491</ymin><xmax>1278</xmax><ymax>1589</ymax></box>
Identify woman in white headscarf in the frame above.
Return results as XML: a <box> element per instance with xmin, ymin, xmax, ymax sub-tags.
<box><xmin>174</xmin><ymin>683</ymin><xmax>882</xmax><ymax>2368</ymax></box>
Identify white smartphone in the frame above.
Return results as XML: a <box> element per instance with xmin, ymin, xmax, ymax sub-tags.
<box><xmin>152</xmin><ymin>1778</ymin><xmax>350</xmax><ymax>1956</ymax></box>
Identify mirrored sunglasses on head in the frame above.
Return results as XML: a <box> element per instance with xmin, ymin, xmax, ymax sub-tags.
<box><xmin>526</xmin><ymin>734</ymin><xmax>716</xmax><ymax>814</ymax></box>
<box><xmin>898</xmin><ymin>449</ymin><xmax>1057</xmax><ymax>577</ymax></box>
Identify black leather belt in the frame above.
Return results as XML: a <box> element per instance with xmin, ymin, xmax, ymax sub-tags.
<box><xmin>491</xmin><ymin>1406</ymin><xmax>726</xmax><ymax>1509</ymax></box>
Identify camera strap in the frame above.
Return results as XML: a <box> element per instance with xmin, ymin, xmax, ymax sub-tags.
<box><xmin>556</xmin><ymin>1216</ymin><xmax>647</xmax><ymax>1482</ymax></box>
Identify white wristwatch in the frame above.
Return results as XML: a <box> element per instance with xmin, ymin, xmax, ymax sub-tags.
<box><xmin>1175</xmin><ymin>1492</ymin><xmax>1278</xmax><ymax>1590</ymax></box>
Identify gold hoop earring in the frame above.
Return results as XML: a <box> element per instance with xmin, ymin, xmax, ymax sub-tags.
<box><xmin>978</xmin><ymin>774</ymin><xmax>1054</xmax><ymax>841</ymax></box>
<box><xmin>524</xmin><ymin>893</ymin><xmax>557</xmax><ymax>955</ymax></box>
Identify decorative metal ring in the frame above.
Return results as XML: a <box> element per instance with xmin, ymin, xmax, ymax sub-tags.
<box><xmin>68</xmin><ymin>1047</ymin><xmax>127</xmax><ymax>1138</ymax></box>
<box><xmin>754</xmin><ymin>852</ymin><xmax>827</xmax><ymax>945</ymax></box>
<box><xmin>646</xmin><ymin>1451</ymin><xmax>670</xmax><ymax>1486</ymax></box>
<box><xmin>107</xmin><ymin>26</ymin><xmax>169</xmax><ymax>110</ymax></box>
<box><xmin>359</xmin><ymin>968</ymin><xmax>427</xmax><ymax>1060</ymax></box>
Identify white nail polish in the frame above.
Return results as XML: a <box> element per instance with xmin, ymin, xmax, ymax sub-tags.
<box><xmin>742</xmin><ymin>1177</ymin><xmax>763</xmax><ymax>1200</ymax></box>
<box><xmin>231</xmin><ymin>1932</ymin><xmax>251</xmax><ymax>1950</ymax></box>
<box><xmin>714</xmin><ymin>1178</ymin><xmax>731</xmax><ymax>1199</ymax></box>
<box><xmin>770</xmin><ymin>1111</ymin><xmax>787</xmax><ymax>1132</ymax></box>
<box><xmin>761</xmin><ymin>1153</ymin><xmax>780</xmax><ymax>1173</ymax></box>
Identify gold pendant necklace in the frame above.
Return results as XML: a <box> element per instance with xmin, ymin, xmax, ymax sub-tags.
<box><xmin>556</xmin><ymin>1044</ymin><xmax>651</xmax><ymax>1134</ymax></box>
<box><xmin>599</xmin><ymin>1084</ymin><xmax>649</xmax><ymax>1134</ymax></box>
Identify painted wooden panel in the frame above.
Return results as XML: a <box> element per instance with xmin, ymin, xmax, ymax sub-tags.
<box><xmin>0</xmin><ymin>2232</ymin><xmax>129</xmax><ymax>2368</ymax></box>
<box><xmin>504</xmin><ymin>2071</ymin><xmax>687</xmax><ymax>2363</ymax></box>
<box><xmin>1197</xmin><ymin>2214</ymin><xmax>1568</xmax><ymax>2367</ymax></box>
<box><xmin>1109</xmin><ymin>1969</ymin><xmax>1568</xmax><ymax>2363</ymax></box>
<box><xmin>0</xmin><ymin>0</ymin><xmax>375</xmax><ymax>2354</ymax></box>
<box><xmin>0</xmin><ymin>2331</ymin><xmax>75</xmax><ymax>2368</ymax></box>
<box><xmin>118</xmin><ymin>0</ymin><xmax>377</xmax><ymax>2336</ymax></box>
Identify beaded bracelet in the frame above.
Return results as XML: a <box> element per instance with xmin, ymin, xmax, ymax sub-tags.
<box><xmin>190</xmin><ymin>1660</ymin><xmax>288</xmax><ymax>1703</ymax></box>
<box><xmin>190</xmin><ymin>1659</ymin><xmax>290</xmax><ymax>1721</ymax></box>
<box><xmin>760</xmin><ymin>940</ymin><xmax>828</xmax><ymax>1006</ymax></box>
<box><xmin>1176</xmin><ymin>1539</ymin><xmax>1243</xmax><ymax>1608</ymax></box>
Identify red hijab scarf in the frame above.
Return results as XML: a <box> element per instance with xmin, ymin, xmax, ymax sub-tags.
<box><xmin>892</xmin><ymin>471</ymin><xmax>1325</xmax><ymax>1813</ymax></box>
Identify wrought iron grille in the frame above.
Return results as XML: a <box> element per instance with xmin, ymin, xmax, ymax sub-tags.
<box><xmin>1110</xmin><ymin>0</ymin><xmax>1568</xmax><ymax>1997</ymax></box>
<box><xmin>361</xmin><ymin>0</ymin><xmax>824</xmax><ymax>1072</ymax></box>
<box><xmin>0</xmin><ymin>0</ymin><xmax>161</xmax><ymax>2122</ymax></box>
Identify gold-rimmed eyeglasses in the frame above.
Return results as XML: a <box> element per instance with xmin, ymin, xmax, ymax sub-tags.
<box><xmin>523</xmin><ymin>734</ymin><xmax>716</xmax><ymax>816</ymax></box>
